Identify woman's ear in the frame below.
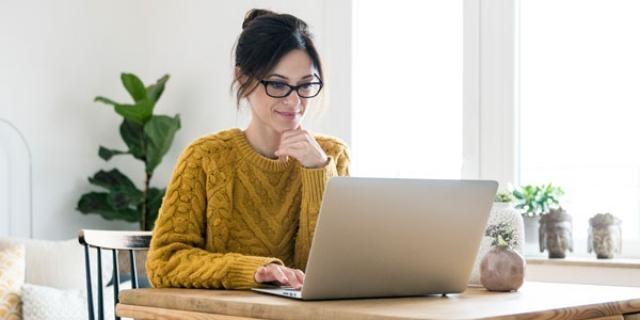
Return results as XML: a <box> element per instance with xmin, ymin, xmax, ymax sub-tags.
<box><xmin>235</xmin><ymin>67</ymin><xmax>258</xmax><ymax>99</ymax></box>
<box><xmin>235</xmin><ymin>67</ymin><xmax>247</xmax><ymax>84</ymax></box>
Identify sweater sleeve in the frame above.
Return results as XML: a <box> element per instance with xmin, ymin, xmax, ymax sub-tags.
<box><xmin>293</xmin><ymin>144</ymin><xmax>350</xmax><ymax>270</ymax></box>
<box><xmin>146</xmin><ymin>142</ymin><xmax>282</xmax><ymax>289</ymax></box>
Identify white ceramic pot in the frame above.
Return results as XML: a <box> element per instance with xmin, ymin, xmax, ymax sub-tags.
<box><xmin>523</xmin><ymin>215</ymin><xmax>540</xmax><ymax>255</ymax></box>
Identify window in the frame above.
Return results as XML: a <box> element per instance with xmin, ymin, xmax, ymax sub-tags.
<box><xmin>519</xmin><ymin>0</ymin><xmax>640</xmax><ymax>257</ymax></box>
<box><xmin>351</xmin><ymin>0</ymin><xmax>464</xmax><ymax>179</ymax></box>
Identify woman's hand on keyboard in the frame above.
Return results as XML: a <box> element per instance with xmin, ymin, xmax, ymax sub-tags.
<box><xmin>255</xmin><ymin>263</ymin><xmax>305</xmax><ymax>289</ymax></box>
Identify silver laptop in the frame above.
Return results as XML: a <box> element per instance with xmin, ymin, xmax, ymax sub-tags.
<box><xmin>252</xmin><ymin>177</ymin><xmax>498</xmax><ymax>300</ymax></box>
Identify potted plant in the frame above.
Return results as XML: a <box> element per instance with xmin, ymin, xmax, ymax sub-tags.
<box><xmin>77</xmin><ymin>73</ymin><xmax>180</xmax><ymax>231</ymax></box>
<box><xmin>480</xmin><ymin>222</ymin><xmax>525</xmax><ymax>291</ymax></box>
<box><xmin>491</xmin><ymin>192</ymin><xmax>524</xmax><ymax>255</ymax></box>
<box><xmin>494</xmin><ymin>192</ymin><xmax>514</xmax><ymax>203</ymax></box>
<box><xmin>512</xmin><ymin>184</ymin><xmax>564</xmax><ymax>253</ymax></box>
<box><xmin>469</xmin><ymin>192</ymin><xmax>524</xmax><ymax>286</ymax></box>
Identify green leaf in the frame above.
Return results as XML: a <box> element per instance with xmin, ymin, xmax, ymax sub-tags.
<box><xmin>114</xmin><ymin>100</ymin><xmax>154</xmax><ymax>125</ymax></box>
<box><xmin>98</xmin><ymin>146</ymin><xmax>128</xmax><ymax>161</ymax></box>
<box><xmin>108</xmin><ymin>189</ymin><xmax>144</xmax><ymax>210</ymax></box>
<box><xmin>512</xmin><ymin>183</ymin><xmax>565</xmax><ymax>217</ymax></box>
<box><xmin>146</xmin><ymin>74</ymin><xmax>170</xmax><ymax>103</ymax></box>
<box><xmin>94</xmin><ymin>96</ymin><xmax>120</xmax><ymax>106</ymax></box>
<box><xmin>494</xmin><ymin>192</ymin><xmax>513</xmax><ymax>203</ymax></box>
<box><xmin>96</xmin><ymin>96</ymin><xmax>148</xmax><ymax>124</ymax></box>
<box><xmin>512</xmin><ymin>190</ymin><xmax>524</xmax><ymax>199</ymax></box>
<box><xmin>119</xmin><ymin>119</ymin><xmax>146</xmax><ymax>160</ymax></box>
<box><xmin>88</xmin><ymin>169</ymin><xmax>138</xmax><ymax>191</ymax></box>
<box><xmin>77</xmin><ymin>192</ymin><xmax>139</xmax><ymax>222</ymax></box>
<box><xmin>144</xmin><ymin>115</ymin><xmax>181</xmax><ymax>173</ymax></box>
<box><xmin>82</xmin><ymin>170</ymin><xmax>144</xmax><ymax>222</ymax></box>
<box><xmin>95</xmin><ymin>74</ymin><xmax>154</xmax><ymax>124</ymax></box>
<box><xmin>497</xmin><ymin>234</ymin><xmax>509</xmax><ymax>248</ymax></box>
<box><xmin>121</xmin><ymin>73</ymin><xmax>147</xmax><ymax>103</ymax></box>
<box><xmin>77</xmin><ymin>192</ymin><xmax>116</xmax><ymax>218</ymax></box>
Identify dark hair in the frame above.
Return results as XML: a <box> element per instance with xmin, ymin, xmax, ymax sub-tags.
<box><xmin>231</xmin><ymin>9</ymin><xmax>324</xmax><ymax>108</ymax></box>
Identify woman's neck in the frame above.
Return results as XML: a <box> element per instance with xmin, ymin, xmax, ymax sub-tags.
<box><xmin>244</xmin><ymin>122</ymin><xmax>281</xmax><ymax>159</ymax></box>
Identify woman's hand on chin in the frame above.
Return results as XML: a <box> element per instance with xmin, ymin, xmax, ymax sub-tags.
<box><xmin>275</xmin><ymin>125</ymin><xmax>329</xmax><ymax>168</ymax></box>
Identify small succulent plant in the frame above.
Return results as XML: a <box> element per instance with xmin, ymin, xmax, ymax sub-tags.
<box><xmin>485</xmin><ymin>222</ymin><xmax>518</xmax><ymax>249</ymax></box>
<box><xmin>494</xmin><ymin>192</ymin><xmax>513</xmax><ymax>203</ymax></box>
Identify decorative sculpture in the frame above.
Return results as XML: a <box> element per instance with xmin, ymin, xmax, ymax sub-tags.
<box><xmin>588</xmin><ymin>213</ymin><xmax>621</xmax><ymax>259</ymax></box>
<box><xmin>539</xmin><ymin>208</ymin><xmax>573</xmax><ymax>258</ymax></box>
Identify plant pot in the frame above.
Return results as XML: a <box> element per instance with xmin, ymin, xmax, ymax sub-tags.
<box><xmin>480</xmin><ymin>246</ymin><xmax>525</xmax><ymax>292</ymax></box>
<box><xmin>469</xmin><ymin>203</ymin><xmax>524</xmax><ymax>286</ymax></box>
<box><xmin>522</xmin><ymin>215</ymin><xmax>540</xmax><ymax>255</ymax></box>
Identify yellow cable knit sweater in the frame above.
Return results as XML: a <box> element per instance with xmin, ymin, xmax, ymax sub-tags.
<box><xmin>146</xmin><ymin>128</ymin><xmax>350</xmax><ymax>289</ymax></box>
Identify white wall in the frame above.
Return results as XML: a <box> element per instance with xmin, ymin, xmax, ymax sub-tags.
<box><xmin>0</xmin><ymin>0</ymin><xmax>351</xmax><ymax>239</ymax></box>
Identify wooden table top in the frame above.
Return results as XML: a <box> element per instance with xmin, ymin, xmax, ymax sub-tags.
<box><xmin>117</xmin><ymin>281</ymin><xmax>640</xmax><ymax>320</ymax></box>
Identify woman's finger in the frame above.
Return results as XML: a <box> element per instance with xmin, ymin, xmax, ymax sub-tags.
<box><xmin>278</xmin><ymin>142</ymin><xmax>306</xmax><ymax>152</ymax></box>
<box><xmin>280</xmin><ymin>132</ymin><xmax>309</xmax><ymax>146</ymax></box>
<box><xmin>278</xmin><ymin>155</ymin><xmax>289</xmax><ymax>163</ymax></box>
<box><xmin>275</xmin><ymin>149</ymin><xmax>304</xmax><ymax>164</ymax></box>
<box><xmin>256</xmin><ymin>264</ymin><xmax>279</xmax><ymax>283</ymax></box>
<box><xmin>272</xmin><ymin>265</ymin><xmax>290</xmax><ymax>285</ymax></box>
<box><xmin>275</xmin><ymin>144</ymin><xmax>304</xmax><ymax>158</ymax></box>
<box><xmin>293</xmin><ymin>269</ymin><xmax>305</xmax><ymax>285</ymax></box>
<box><xmin>283</xmin><ymin>268</ymin><xmax>300</xmax><ymax>289</ymax></box>
<box><xmin>280</xmin><ymin>127</ymin><xmax>305</xmax><ymax>141</ymax></box>
<box><xmin>254</xmin><ymin>265</ymin><xmax>269</xmax><ymax>283</ymax></box>
<box><xmin>278</xmin><ymin>139</ymin><xmax>307</xmax><ymax>156</ymax></box>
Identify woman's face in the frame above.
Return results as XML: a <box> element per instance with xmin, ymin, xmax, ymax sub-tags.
<box><xmin>245</xmin><ymin>49</ymin><xmax>318</xmax><ymax>134</ymax></box>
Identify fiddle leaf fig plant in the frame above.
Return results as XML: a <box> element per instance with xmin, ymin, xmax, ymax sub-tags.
<box><xmin>77</xmin><ymin>73</ymin><xmax>180</xmax><ymax>230</ymax></box>
<box><xmin>512</xmin><ymin>184</ymin><xmax>564</xmax><ymax>218</ymax></box>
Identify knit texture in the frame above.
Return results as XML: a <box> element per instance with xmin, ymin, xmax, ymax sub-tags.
<box><xmin>146</xmin><ymin>128</ymin><xmax>350</xmax><ymax>289</ymax></box>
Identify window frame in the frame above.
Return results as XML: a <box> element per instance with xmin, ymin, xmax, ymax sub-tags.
<box><xmin>348</xmin><ymin>0</ymin><xmax>640</xmax><ymax>258</ymax></box>
<box><xmin>473</xmin><ymin>0</ymin><xmax>640</xmax><ymax>258</ymax></box>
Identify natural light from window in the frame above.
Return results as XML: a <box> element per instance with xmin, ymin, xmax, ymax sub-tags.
<box><xmin>520</xmin><ymin>0</ymin><xmax>640</xmax><ymax>256</ymax></box>
<box><xmin>351</xmin><ymin>0</ymin><xmax>463</xmax><ymax>179</ymax></box>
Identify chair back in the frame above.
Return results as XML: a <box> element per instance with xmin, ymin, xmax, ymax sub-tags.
<box><xmin>78</xmin><ymin>229</ymin><xmax>151</xmax><ymax>320</ymax></box>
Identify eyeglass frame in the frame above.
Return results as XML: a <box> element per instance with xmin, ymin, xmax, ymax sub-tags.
<box><xmin>259</xmin><ymin>77</ymin><xmax>324</xmax><ymax>99</ymax></box>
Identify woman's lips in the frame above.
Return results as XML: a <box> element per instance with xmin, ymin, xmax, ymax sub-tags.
<box><xmin>275</xmin><ymin>110</ymin><xmax>299</xmax><ymax>119</ymax></box>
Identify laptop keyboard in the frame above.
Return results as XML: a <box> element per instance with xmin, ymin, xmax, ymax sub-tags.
<box><xmin>282</xmin><ymin>286</ymin><xmax>301</xmax><ymax>291</ymax></box>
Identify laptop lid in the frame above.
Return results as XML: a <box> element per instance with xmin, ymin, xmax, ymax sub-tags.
<box><xmin>300</xmin><ymin>177</ymin><xmax>498</xmax><ymax>300</ymax></box>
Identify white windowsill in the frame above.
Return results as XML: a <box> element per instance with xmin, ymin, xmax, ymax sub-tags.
<box><xmin>524</xmin><ymin>256</ymin><xmax>640</xmax><ymax>287</ymax></box>
<box><xmin>526</xmin><ymin>256</ymin><xmax>640</xmax><ymax>269</ymax></box>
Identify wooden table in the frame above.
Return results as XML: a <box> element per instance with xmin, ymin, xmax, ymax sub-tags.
<box><xmin>116</xmin><ymin>281</ymin><xmax>640</xmax><ymax>320</ymax></box>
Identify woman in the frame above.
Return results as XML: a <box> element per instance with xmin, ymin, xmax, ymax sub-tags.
<box><xmin>145</xmin><ymin>9</ymin><xmax>350</xmax><ymax>290</ymax></box>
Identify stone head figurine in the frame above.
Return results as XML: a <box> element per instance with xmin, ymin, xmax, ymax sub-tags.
<box><xmin>539</xmin><ymin>208</ymin><xmax>573</xmax><ymax>258</ymax></box>
<box><xmin>588</xmin><ymin>213</ymin><xmax>621</xmax><ymax>259</ymax></box>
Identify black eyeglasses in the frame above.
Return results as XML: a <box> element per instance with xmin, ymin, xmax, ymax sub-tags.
<box><xmin>259</xmin><ymin>78</ymin><xmax>323</xmax><ymax>98</ymax></box>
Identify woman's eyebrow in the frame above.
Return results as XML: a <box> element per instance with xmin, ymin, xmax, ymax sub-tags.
<box><xmin>267</xmin><ymin>73</ymin><xmax>314</xmax><ymax>81</ymax></box>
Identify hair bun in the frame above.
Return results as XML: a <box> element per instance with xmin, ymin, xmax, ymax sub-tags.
<box><xmin>242</xmin><ymin>9</ymin><xmax>275</xmax><ymax>29</ymax></box>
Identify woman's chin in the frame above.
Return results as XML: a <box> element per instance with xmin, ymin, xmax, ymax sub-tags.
<box><xmin>274</xmin><ymin>121</ymin><xmax>301</xmax><ymax>133</ymax></box>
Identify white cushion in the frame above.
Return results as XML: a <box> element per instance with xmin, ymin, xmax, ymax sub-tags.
<box><xmin>21</xmin><ymin>283</ymin><xmax>86</xmax><ymax>320</ymax></box>
<box><xmin>21</xmin><ymin>281</ymin><xmax>131</xmax><ymax>320</ymax></box>
<box><xmin>0</xmin><ymin>237</ymin><xmax>113</xmax><ymax>291</ymax></box>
